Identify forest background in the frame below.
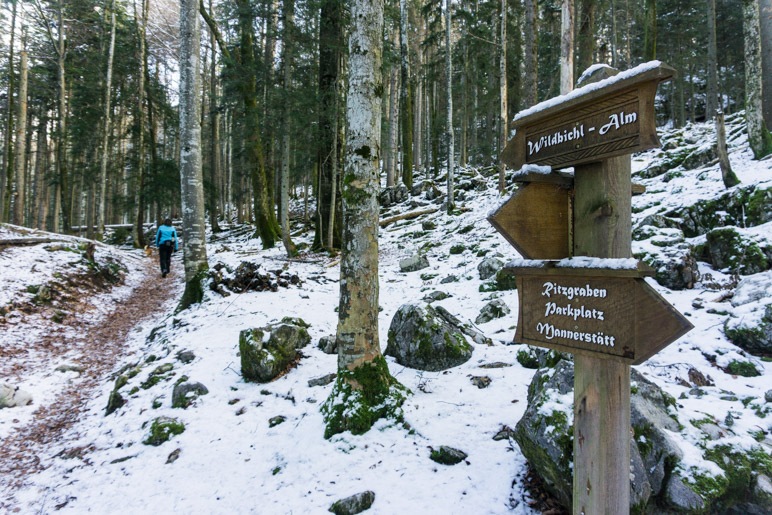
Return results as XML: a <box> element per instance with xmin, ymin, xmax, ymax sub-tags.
<box><xmin>0</xmin><ymin>0</ymin><xmax>771</xmax><ymax>253</ymax></box>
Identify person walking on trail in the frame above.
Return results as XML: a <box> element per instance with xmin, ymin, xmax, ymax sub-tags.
<box><xmin>155</xmin><ymin>218</ymin><xmax>178</xmax><ymax>278</ymax></box>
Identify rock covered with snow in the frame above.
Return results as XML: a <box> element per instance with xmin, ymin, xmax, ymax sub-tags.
<box><xmin>239</xmin><ymin>319</ymin><xmax>310</xmax><ymax>382</ymax></box>
<box><xmin>0</xmin><ymin>384</ymin><xmax>33</xmax><ymax>409</ymax></box>
<box><xmin>724</xmin><ymin>271</ymin><xmax>772</xmax><ymax>356</ymax></box>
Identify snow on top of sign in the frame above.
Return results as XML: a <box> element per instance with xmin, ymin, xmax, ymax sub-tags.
<box><xmin>515</xmin><ymin>164</ymin><xmax>552</xmax><ymax>176</ymax></box>
<box><xmin>513</xmin><ymin>60</ymin><xmax>664</xmax><ymax>122</ymax></box>
<box><xmin>505</xmin><ymin>257</ymin><xmax>640</xmax><ymax>270</ymax></box>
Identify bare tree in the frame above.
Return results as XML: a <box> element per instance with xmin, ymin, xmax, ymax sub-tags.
<box><xmin>445</xmin><ymin>0</ymin><xmax>455</xmax><ymax>213</ymax></box>
<box><xmin>560</xmin><ymin>0</ymin><xmax>574</xmax><ymax>94</ymax></box>
<box><xmin>744</xmin><ymin>0</ymin><xmax>772</xmax><ymax>159</ymax></box>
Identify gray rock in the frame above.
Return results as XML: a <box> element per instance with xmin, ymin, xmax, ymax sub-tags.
<box><xmin>176</xmin><ymin>350</ymin><xmax>196</xmax><ymax>364</ymax></box>
<box><xmin>385</xmin><ymin>304</ymin><xmax>473</xmax><ymax>371</ymax></box>
<box><xmin>422</xmin><ymin>290</ymin><xmax>450</xmax><ymax>303</ymax></box>
<box><xmin>766</xmin><ymin>390</ymin><xmax>772</xmax><ymax>403</ymax></box>
<box><xmin>240</xmin><ymin>321</ymin><xmax>309</xmax><ymax>382</ymax></box>
<box><xmin>470</xmin><ymin>376</ymin><xmax>491</xmax><ymax>389</ymax></box>
<box><xmin>329</xmin><ymin>491</ymin><xmax>375</xmax><ymax>515</ymax></box>
<box><xmin>429</xmin><ymin>446</ymin><xmax>468</xmax><ymax>465</ymax></box>
<box><xmin>439</xmin><ymin>274</ymin><xmax>458</xmax><ymax>284</ymax></box>
<box><xmin>379</xmin><ymin>184</ymin><xmax>408</xmax><ymax>207</ymax></box>
<box><xmin>308</xmin><ymin>373</ymin><xmax>337</xmax><ymax>387</ymax></box>
<box><xmin>637</xmin><ymin>243</ymin><xmax>700</xmax><ymax>290</ymax></box>
<box><xmin>474</xmin><ymin>299</ymin><xmax>510</xmax><ymax>324</ymax></box>
<box><xmin>318</xmin><ymin>335</ymin><xmax>337</xmax><ymax>354</ymax></box>
<box><xmin>172</xmin><ymin>381</ymin><xmax>209</xmax><ymax>409</ymax></box>
<box><xmin>664</xmin><ymin>476</ymin><xmax>704</xmax><ymax>512</ymax></box>
<box><xmin>435</xmin><ymin>305</ymin><xmax>492</xmax><ymax>346</ymax></box>
<box><xmin>725</xmin><ymin>303</ymin><xmax>772</xmax><ymax>356</ymax></box>
<box><xmin>399</xmin><ymin>254</ymin><xmax>430</xmax><ymax>273</ymax></box>
<box><xmin>0</xmin><ymin>384</ymin><xmax>33</xmax><ymax>409</ymax></box>
<box><xmin>477</xmin><ymin>257</ymin><xmax>504</xmax><ymax>280</ymax></box>
<box><xmin>705</xmin><ymin>227</ymin><xmax>768</xmax><ymax>275</ymax></box>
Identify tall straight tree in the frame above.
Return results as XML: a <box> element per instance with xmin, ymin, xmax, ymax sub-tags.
<box><xmin>706</xmin><ymin>0</ymin><xmax>719</xmax><ymax>119</ymax></box>
<box><xmin>577</xmin><ymin>0</ymin><xmax>595</xmax><ymax>74</ymax></box>
<box><xmin>560</xmin><ymin>0</ymin><xmax>574</xmax><ymax>94</ymax></box>
<box><xmin>643</xmin><ymin>0</ymin><xmax>657</xmax><ymax>61</ymax></box>
<box><xmin>322</xmin><ymin>0</ymin><xmax>407</xmax><ymax>439</ymax></box>
<box><xmin>523</xmin><ymin>0</ymin><xmax>538</xmax><ymax>108</ymax></box>
<box><xmin>762</xmin><ymin>0</ymin><xmax>772</xmax><ymax>126</ymax></box>
<box><xmin>12</xmin><ymin>49</ymin><xmax>28</xmax><ymax>226</ymax></box>
<box><xmin>96</xmin><ymin>0</ymin><xmax>117</xmax><ymax>239</ymax></box>
<box><xmin>132</xmin><ymin>0</ymin><xmax>149</xmax><ymax>248</ymax></box>
<box><xmin>399</xmin><ymin>0</ymin><xmax>414</xmax><ymax>189</ymax></box>
<box><xmin>445</xmin><ymin>0</ymin><xmax>454</xmax><ymax>213</ymax></box>
<box><xmin>498</xmin><ymin>0</ymin><xmax>507</xmax><ymax>193</ymax></box>
<box><xmin>743</xmin><ymin>0</ymin><xmax>772</xmax><ymax>159</ymax></box>
<box><xmin>1</xmin><ymin>0</ymin><xmax>17</xmax><ymax>222</ymax></box>
<box><xmin>279</xmin><ymin>0</ymin><xmax>297</xmax><ymax>257</ymax></box>
<box><xmin>315</xmin><ymin>0</ymin><xmax>344</xmax><ymax>251</ymax></box>
<box><xmin>178</xmin><ymin>0</ymin><xmax>209</xmax><ymax>310</ymax></box>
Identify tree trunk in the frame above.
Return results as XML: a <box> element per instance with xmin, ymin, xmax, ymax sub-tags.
<box><xmin>178</xmin><ymin>0</ymin><xmax>209</xmax><ymax>310</ymax></box>
<box><xmin>643</xmin><ymin>0</ymin><xmax>657</xmax><ymax>61</ymax></box>
<box><xmin>386</xmin><ymin>64</ymin><xmax>399</xmax><ymax>187</ymax></box>
<box><xmin>96</xmin><ymin>0</ymin><xmax>117</xmax><ymax>239</ymax></box>
<box><xmin>132</xmin><ymin>0</ymin><xmax>148</xmax><ymax>248</ymax></box>
<box><xmin>13</xmin><ymin>50</ymin><xmax>28</xmax><ymax>226</ymax></box>
<box><xmin>280</xmin><ymin>0</ymin><xmax>297</xmax><ymax>257</ymax></box>
<box><xmin>57</xmin><ymin>0</ymin><xmax>71</xmax><ymax>233</ymax></box>
<box><xmin>322</xmin><ymin>0</ymin><xmax>406</xmax><ymax>440</ymax></box>
<box><xmin>314</xmin><ymin>0</ymin><xmax>344</xmax><ymax>250</ymax></box>
<box><xmin>445</xmin><ymin>0</ymin><xmax>455</xmax><ymax>213</ymax></box>
<box><xmin>716</xmin><ymin>111</ymin><xmax>740</xmax><ymax>188</ymax></box>
<box><xmin>208</xmin><ymin>0</ymin><xmax>221</xmax><ymax>233</ymax></box>
<box><xmin>577</xmin><ymin>0</ymin><xmax>595</xmax><ymax>74</ymax></box>
<box><xmin>744</xmin><ymin>0</ymin><xmax>772</xmax><ymax>159</ymax></box>
<box><xmin>498</xmin><ymin>0</ymin><xmax>507</xmax><ymax>193</ymax></box>
<box><xmin>524</xmin><ymin>0</ymin><xmax>538</xmax><ymax>108</ymax></box>
<box><xmin>1</xmin><ymin>1</ymin><xmax>17</xmax><ymax>223</ymax></box>
<box><xmin>34</xmin><ymin>118</ymin><xmax>49</xmax><ymax>230</ymax></box>
<box><xmin>560</xmin><ymin>0</ymin><xmax>574</xmax><ymax>95</ymax></box>
<box><xmin>761</xmin><ymin>0</ymin><xmax>772</xmax><ymax>126</ymax></box>
<box><xmin>706</xmin><ymin>0</ymin><xmax>719</xmax><ymax>119</ymax></box>
<box><xmin>400</xmin><ymin>0</ymin><xmax>414</xmax><ymax>189</ymax></box>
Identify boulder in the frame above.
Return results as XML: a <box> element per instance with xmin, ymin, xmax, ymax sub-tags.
<box><xmin>705</xmin><ymin>227</ymin><xmax>769</xmax><ymax>275</ymax></box>
<box><xmin>429</xmin><ymin>446</ymin><xmax>468</xmax><ymax>465</ymax></box>
<box><xmin>0</xmin><ymin>384</ymin><xmax>33</xmax><ymax>409</ymax></box>
<box><xmin>329</xmin><ymin>491</ymin><xmax>375</xmax><ymax>515</ymax></box>
<box><xmin>675</xmin><ymin>184</ymin><xmax>772</xmax><ymax>237</ymax></box>
<box><xmin>477</xmin><ymin>257</ymin><xmax>504</xmax><ymax>280</ymax></box>
<box><xmin>172</xmin><ymin>381</ymin><xmax>209</xmax><ymax>409</ymax></box>
<box><xmin>399</xmin><ymin>254</ymin><xmax>429</xmax><ymax>273</ymax></box>
<box><xmin>240</xmin><ymin>320</ymin><xmax>310</xmax><ymax>382</ymax></box>
<box><xmin>636</xmin><ymin>243</ymin><xmax>700</xmax><ymax>290</ymax></box>
<box><xmin>724</xmin><ymin>272</ymin><xmax>772</xmax><ymax>356</ymax></box>
<box><xmin>385</xmin><ymin>304</ymin><xmax>473</xmax><ymax>371</ymax></box>
<box><xmin>379</xmin><ymin>184</ymin><xmax>408</xmax><ymax>207</ymax></box>
<box><xmin>318</xmin><ymin>335</ymin><xmax>337</xmax><ymax>354</ymax></box>
<box><xmin>143</xmin><ymin>416</ymin><xmax>185</xmax><ymax>446</ymax></box>
<box><xmin>474</xmin><ymin>299</ymin><xmax>510</xmax><ymax>324</ymax></box>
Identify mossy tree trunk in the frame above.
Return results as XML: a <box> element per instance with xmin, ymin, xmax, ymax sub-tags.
<box><xmin>323</xmin><ymin>0</ymin><xmax>407</xmax><ymax>439</ymax></box>
<box><xmin>178</xmin><ymin>0</ymin><xmax>209</xmax><ymax>311</ymax></box>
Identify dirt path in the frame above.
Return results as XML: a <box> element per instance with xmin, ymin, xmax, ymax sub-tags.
<box><xmin>0</xmin><ymin>252</ymin><xmax>183</xmax><ymax>511</ymax></box>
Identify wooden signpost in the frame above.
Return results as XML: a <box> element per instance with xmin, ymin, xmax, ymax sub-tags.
<box><xmin>490</xmin><ymin>62</ymin><xmax>691</xmax><ymax>515</ymax></box>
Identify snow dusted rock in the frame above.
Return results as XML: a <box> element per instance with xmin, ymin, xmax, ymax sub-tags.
<box><xmin>378</xmin><ymin>183</ymin><xmax>408</xmax><ymax>207</ymax></box>
<box><xmin>318</xmin><ymin>334</ymin><xmax>337</xmax><ymax>354</ymax></box>
<box><xmin>474</xmin><ymin>299</ymin><xmax>510</xmax><ymax>324</ymax></box>
<box><xmin>239</xmin><ymin>320</ymin><xmax>310</xmax><ymax>383</ymax></box>
<box><xmin>0</xmin><ymin>383</ymin><xmax>32</xmax><ymax>408</ymax></box>
<box><xmin>704</xmin><ymin>227</ymin><xmax>769</xmax><ymax>275</ymax></box>
<box><xmin>636</xmin><ymin>243</ymin><xmax>700</xmax><ymax>290</ymax></box>
<box><xmin>399</xmin><ymin>254</ymin><xmax>429</xmax><ymax>273</ymax></box>
<box><xmin>725</xmin><ymin>272</ymin><xmax>772</xmax><ymax>356</ymax></box>
<box><xmin>171</xmin><ymin>381</ymin><xmax>209</xmax><ymax>409</ymax></box>
<box><xmin>328</xmin><ymin>490</ymin><xmax>375</xmax><ymax>515</ymax></box>
<box><xmin>429</xmin><ymin>446</ymin><xmax>468</xmax><ymax>465</ymax></box>
<box><xmin>385</xmin><ymin>304</ymin><xmax>473</xmax><ymax>371</ymax></box>
<box><xmin>477</xmin><ymin>257</ymin><xmax>504</xmax><ymax>280</ymax></box>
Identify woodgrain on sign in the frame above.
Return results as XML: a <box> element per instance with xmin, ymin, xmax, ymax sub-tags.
<box><xmin>509</xmin><ymin>265</ymin><xmax>693</xmax><ymax>365</ymax></box>
<box><xmin>501</xmin><ymin>63</ymin><xmax>675</xmax><ymax>170</ymax></box>
<box><xmin>488</xmin><ymin>182</ymin><xmax>571</xmax><ymax>259</ymax></box>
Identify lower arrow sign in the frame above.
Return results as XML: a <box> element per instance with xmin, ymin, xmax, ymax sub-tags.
<box><xmin>506</xmin><ymin>263</ymin><xmax>693</xmax><ymax>365</ymax></box>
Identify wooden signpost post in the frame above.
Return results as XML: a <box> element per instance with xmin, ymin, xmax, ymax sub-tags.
<box><xmin>490</xmin><ymin>62</ymin><xmax>692</xmax><ymax>514</ymax></box>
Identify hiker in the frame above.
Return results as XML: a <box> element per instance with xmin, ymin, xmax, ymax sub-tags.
<box><xmin>155</xmin><ymin>218</ymin><xmax>178</xmax><ymax>278</ymax></box>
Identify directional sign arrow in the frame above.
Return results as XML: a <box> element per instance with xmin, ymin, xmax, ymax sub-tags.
<box><xmin>506</xmin><ymin>262</ymin><xmax>693</xmax><ymax>365</ymax></box>
<box><xmin>488</xmin><ymin>182</ymin><xmax>571</xmax><ymax>260</ymax></box>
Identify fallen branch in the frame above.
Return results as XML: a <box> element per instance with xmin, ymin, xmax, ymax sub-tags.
<box><xmin>379</xmin><ymin>207</ymin><xmax>438</xmax><ymax>227</ymax></box>
<box><xmin>0</xmin><ymin>238</ymin><xmax>66</xmax><ymax>247</ymax></box>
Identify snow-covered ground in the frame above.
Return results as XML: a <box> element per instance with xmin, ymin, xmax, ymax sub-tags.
<box><xmin>1</xmin><ymin>116</ymin><xmax>770</xmax><ymax>514</ymax></box>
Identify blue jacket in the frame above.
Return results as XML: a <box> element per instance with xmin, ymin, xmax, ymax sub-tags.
<box><xmin>155</xmin><ymin>224</ymin><xmax>178</xmax><ymax>251</ymax></box>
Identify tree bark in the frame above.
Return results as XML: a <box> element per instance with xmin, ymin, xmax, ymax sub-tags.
<box><xmin>13</xmin><ymin>50</ymin><xmax>28</xmax><ymax>226</ymax></box>
<box><xmin>178</xmin><ymin>0</ymin><xmax>209</xmax><ymax>309</ymax></box>
<box><xmin>577</xmin><ymin>0</ymin><xmax>595</xmax><ymax>74</ymax></box>
<box><xmin>498</xmin><ymin>0</ymin><xmax>507</xmax><ymax>193</ymax></box>
<box><xmin>132</xmin><ymin>0</ymin><xmax>149</xmax><ymax>248</ymax></box>
<box><xmin>1</xmin><ymin>0</ymin><xmax>17</xmax><ymax>223</ymax></box>
<box><xmin>560</xmin><ymin>0</ymin><xmax>574</xmax><ymax>94</ymax></box>
<box><xmin>706</xmin><ymin>0</ymin><xmax>719</xmax><ymax>119</ymax></box>
<box><xmin>744</xmin><ymin>0</ymin><xmax>772</xmax><ymax>159</ymax></box>
<box><xmin>400</xmin><ymin>0</ymin><xmax>414</xmax><ymax>189</ymax></box>
<box><xmin>643</xmin><ymin>0</ymin><xmax>657</xmax><ymax>61</ymax></box>
<box><xmin>280</xmin><ymin>0</ymin><xmax>297</xmax><ymax>257</ymax></box>
<box><xmin>445</xmin><ymin>0</ymin><xmax>455</xmax><ymax>213</ymax></box>
<box><xmin>761</xmin><ymin>0</ymin><xmax>772</xmax><ymax>126</ymax></box>
<box><xmin>716</xmin><ymin>111</ymin><xmax>740</xmax><ymax>188</ymax></box>
<box><xmin>524</xmin><ymin>0</ymin><xmax>538</xmax><ymax>108</ymax></box>
<box><xmin>97</xmin><ymin>0</ymin><xmax>117</xmax><ymax>239</ymax></box>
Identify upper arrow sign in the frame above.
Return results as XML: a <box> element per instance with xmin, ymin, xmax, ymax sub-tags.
<box><xmin>504</xmin><ymin>259</ymin><xmax>693</xmax><ymax>365</ymax></box>
<box><xmin>501</xmin><ymin>62</ymin><xmax>676</xmax><ymax>170</ymax></box>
